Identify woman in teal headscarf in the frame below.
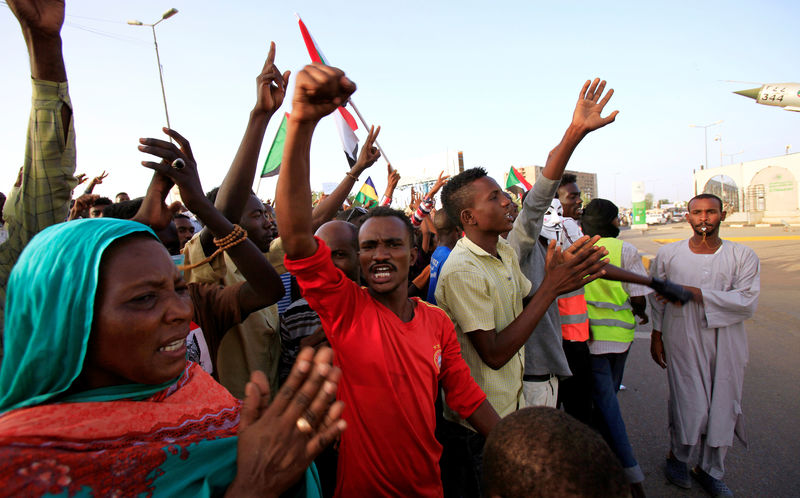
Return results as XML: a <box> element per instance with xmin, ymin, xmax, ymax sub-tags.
<box><xmin>0</xmin><ymin>217</ymin><xmax>341</xmax><ymax>496</ymax></box>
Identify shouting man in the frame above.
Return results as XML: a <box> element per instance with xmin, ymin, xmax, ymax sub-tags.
<box><xmin>275</xmin><ymin>63</ymin><xmax>500</xmax><ymax>497</ymax></box>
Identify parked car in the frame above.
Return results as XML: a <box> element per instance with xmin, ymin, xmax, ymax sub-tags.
<box><xmin>646</xmin><ymin>210</ymin><xmax>668</xmax><ymax>225</ymax></box>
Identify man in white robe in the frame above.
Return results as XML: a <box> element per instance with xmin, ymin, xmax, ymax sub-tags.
<box><xmin>649</xmin><ymin>193</ymin><xmax>760</xmax><ymax>497</ymax></box>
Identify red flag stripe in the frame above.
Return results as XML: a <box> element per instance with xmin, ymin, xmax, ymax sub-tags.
<box><xmin>297</xmin><ymin>17</ymin><xmax>323</xmax><ymax>64</ymax></box>
<box><xmin>338</xmin><ymin>107</ymin><xmax>358</xmax><ymax>132</ymax></box>
<box><xmin>512</xmin><ymin>166</ymin><xmax>533</xmax><ymax>190</ymax></box>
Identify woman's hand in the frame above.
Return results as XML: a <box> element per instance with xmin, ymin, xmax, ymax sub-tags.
<box><xmin>138</xmin><ymin>128</ymin><xmax>207</xmax><ymax>211</ymax></box>
<box><xmin>228</xmin><ymin>347</ymin><xmax>346</xmax><ymax>498</ymax></box>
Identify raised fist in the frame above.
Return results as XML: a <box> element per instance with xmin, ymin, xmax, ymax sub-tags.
<box><xmin>291</xmin><ymin>63</ymin><xmax>356</xmax><ymax>123</ymax></box>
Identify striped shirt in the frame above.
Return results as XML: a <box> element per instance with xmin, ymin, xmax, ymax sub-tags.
<box><xmin>435</xmin><ymin>236</ymin><xmax>531</xmax><ymax>429</ymax></box>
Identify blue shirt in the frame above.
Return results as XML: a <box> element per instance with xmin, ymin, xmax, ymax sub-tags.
<box><xmin>426</xmin><ymin>245</ymin><xmax>452</xmax><ymax>304</ymax></box>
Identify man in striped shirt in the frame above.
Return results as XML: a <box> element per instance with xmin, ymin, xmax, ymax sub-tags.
<box><xmin>436</xmin><ymin>78</ymin><xmax>618</xmax><ymax>496</ymax></box>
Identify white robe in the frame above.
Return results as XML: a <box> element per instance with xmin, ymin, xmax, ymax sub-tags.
<box><xmin>649</xmin><ymin>239</ymin><xmax>760</xmax><ymax>448</ymax></box>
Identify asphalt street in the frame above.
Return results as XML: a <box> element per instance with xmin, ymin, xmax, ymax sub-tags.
<box><xmin>615</xmin><ymin>224</ymin><xmax>800</xmax><ymax>497</ymax></box>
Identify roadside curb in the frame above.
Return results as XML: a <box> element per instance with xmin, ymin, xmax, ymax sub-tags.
<box><xmin>723</xmin><ymin>223</ymin><xmax>800</xmax><ymax>228</ymax></box>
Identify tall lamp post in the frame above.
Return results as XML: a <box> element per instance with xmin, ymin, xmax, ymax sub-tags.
<box><xmin>714</xmin><ymin>134</ymin><xmax>723</xmax><ymax>168</ymax></box>
<box><xmin>128</xmin><ymin>8</ymin><xmax>179</xmax><ymax>132</ymax></box>
<box><xmin>689</xmin><ymin>120</ymin><xmax>722</xmax><ymax>170</ymax></box>
<box><xmin>724</xmin><ymin>150</ymin><xmax>744</xmax><ymax>164</ymax></box>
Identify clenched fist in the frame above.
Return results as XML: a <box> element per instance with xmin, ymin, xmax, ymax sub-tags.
<box><xmin>291</xmin><ymin>63</ymin><xmax>356</xmax><ymax>123</ymax></box>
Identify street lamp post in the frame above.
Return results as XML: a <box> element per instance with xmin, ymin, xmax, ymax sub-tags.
<box><xmin>128</xmin><ymin>8</ymin><xmax>179</xmax><ymax>132</ymax></box>
<box><xmin>724</xmin><ymin>150</ymin><xmax>744</xmax><ymax>164</ymax></box>
<box><xmin>689</xmin><ymin>120</ymin><xmax>723</xmax><ymax>170</ymax></box>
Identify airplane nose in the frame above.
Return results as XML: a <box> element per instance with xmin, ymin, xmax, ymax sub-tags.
<box><xmin>733</xmin><ymin>87</ymin><xmax>760</xmax><ymax>100</ymax></box>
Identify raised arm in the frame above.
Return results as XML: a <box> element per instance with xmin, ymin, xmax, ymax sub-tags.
<box><xmin>199</xmin><ymin>43</ymin><xmax>289</xmax><ymax>253</ymax></box>
<box><xmin>411</xmin><ymin>172</ymin><xmax>449</xmax><ymax>227</ymax></box>
<box><xmin>311</xmin><ymin>124</ymin><xmax>381</xmax><ymax>228</ymax></box>
<box><xmin>1</xmin><ymin>0</ymin><xmax>76</xmax><ymax>313</ymax></box>
<box><xmin>508</xmin><ymin>79</ymin><xmax>618</xmax><ymax>259</ymax></box>
<box><xmin>138</xmin><ymin>128</ymin><xmax>284</xmax><ymax>314</ymax></box>
<box><xmin>381</xmin><ymin>164</ymin><xmax>401</xmax><ymax>206</ymax></box>
<box><xmin>83</xmin><ymin>171</ymin><xmax>108</xmax><ymax>194</ymax></box>
<box><xmin>541</xmin><ymin>78</ymin><xmax>618</xmax><ymax>181</ymax></box>
<box><xmin>276</xmin><ymin>64</ymin><xmax>356</xmax><ymax>260</ymax></box>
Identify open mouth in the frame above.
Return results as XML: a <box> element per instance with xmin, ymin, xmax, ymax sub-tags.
<box><xmin>158</xmin><ymin>338</ymin><xmax>186</xmax><ymax>353</ymax></box>
<box><xmin>370</xmin><ymin>264</ymin><xmax>395</xmax><ymax>283</ymax></box>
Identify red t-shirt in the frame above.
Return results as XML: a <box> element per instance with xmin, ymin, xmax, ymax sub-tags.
<box><xmin>285</xmin><ymin>239</ymin><xmax>486</xmax><ymax>497</ymax></box>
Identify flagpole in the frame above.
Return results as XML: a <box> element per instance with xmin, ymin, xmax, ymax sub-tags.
<box><xmin>347</xmin><ymin>99</ymin><xmax>391</xmax><ymax>165</ymax></box>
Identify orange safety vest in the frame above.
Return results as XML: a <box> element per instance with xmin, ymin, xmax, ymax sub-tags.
<box><xmin>557</xmin><ymin>288</ymin><xmax>590</xmax><ymax>342</ymax></box>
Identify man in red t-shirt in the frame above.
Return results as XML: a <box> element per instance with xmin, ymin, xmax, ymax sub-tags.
<box><xmin>275</xmin><ymin>63</ymin><xmax>500</xmax><ymax>497</ymax></box>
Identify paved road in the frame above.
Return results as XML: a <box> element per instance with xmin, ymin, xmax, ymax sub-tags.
<box><xmin>616</xmin><ymin>224</ymin><xmax>800</xmax><ymax>497</ymax></box>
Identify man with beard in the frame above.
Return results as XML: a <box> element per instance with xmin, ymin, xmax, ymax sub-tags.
<box><xmin>650</xmin><ymin>194</ymin><xmax>760</xmax><ymax>497</ymax></box>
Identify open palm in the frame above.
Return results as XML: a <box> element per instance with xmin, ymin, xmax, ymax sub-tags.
<box><xmin>572</xmin><ymin>78</ymin><xmax>618</xmax><ymax>133</ymax></box>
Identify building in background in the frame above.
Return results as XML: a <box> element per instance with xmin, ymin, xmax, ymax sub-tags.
<box><xmin>505</xmin><ymin>166</ymin><xmax>598</xmax><ymax>202</ymax></box>
<box><xmin>693</xmin><ymin>152</ymin><xmax>799</xmax><ymax>223</ymax></box>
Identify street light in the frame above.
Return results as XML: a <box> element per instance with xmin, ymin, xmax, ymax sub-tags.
<box><xmin>714</xmin><ymin>134</ymin><xmax>723</xmax><ymax>167</ymax></box>
<box><xmin>128</xmin><ymin>8</ymin><xmax>179</xmax><ymax>133</ymax></box>
<box><xmin>689</xmin><ymin>120</ymin><xmax>723</xmax><ymax>170</ymax></box>
<box><xmin>724</xmin><ymin>150</ymin><xmax>744</xmax><ymax>164</ymax></box>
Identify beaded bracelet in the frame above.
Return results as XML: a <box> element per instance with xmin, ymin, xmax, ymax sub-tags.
<box><xmin>179</xmin><ymin>224</ymin><xmax>248</xmax><ymax>271</ymax></box>
<box><xmin>213</xmin><ymin>224</ymin><xmax>246</xmax><ymax>247</ymax></box>
<box><xmin>346</xmin><ymin>171</ymin><xmax>359</xmax><ymax>181</ymax></box>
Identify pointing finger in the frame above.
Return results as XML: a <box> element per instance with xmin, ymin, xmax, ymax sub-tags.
<box><xmin>264</xmin><ymin>41</ymin><xmax>276</xmax><ymax>67</ymax></box>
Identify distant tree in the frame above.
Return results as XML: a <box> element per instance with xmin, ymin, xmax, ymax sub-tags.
<box><xmin>658</xmin><ymin>198</ymin><xmax>670</xmax><ymax>207</ymax></box>
<box><xmin>645</xmin><ymin>192</ymin><xmax>654</xmax><ymax>209</ymax></box>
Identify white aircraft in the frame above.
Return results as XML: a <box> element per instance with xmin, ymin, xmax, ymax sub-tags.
<box><xmin>734</xmin><ymin>83</ymin><xmax>800</xmax><ymax>112</ymax></box>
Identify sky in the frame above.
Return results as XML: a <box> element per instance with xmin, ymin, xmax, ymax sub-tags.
<box><xmin>1</xmin><ymin>0</ymin><xmax>798</xmax><ymax>208</ymax></box>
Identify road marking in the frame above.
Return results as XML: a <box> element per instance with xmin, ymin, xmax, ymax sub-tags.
<box><xmin>639</xmin><ymin>253</ymin><xmax>655</xmax><ymax>270</ymax></box>
<box><xmin>654</xmin><ymin>236</ymin><xmax>800</xmax><ymax>244</ymax></box>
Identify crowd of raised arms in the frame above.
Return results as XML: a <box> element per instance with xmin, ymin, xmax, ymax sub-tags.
<box><xmin>0</xmin><ymin>2</ymin><xmax>761</xmax><ymax>498</ymax></box>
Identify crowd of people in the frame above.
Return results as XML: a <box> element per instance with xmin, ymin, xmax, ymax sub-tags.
<box><xmin>0</xmin><ymin>2</ymin><xmax>761</xmax><ymax>497</ymax></box>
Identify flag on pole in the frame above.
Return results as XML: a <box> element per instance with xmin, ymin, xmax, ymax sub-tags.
<box><xmin>506</xmin><ymin>166</ymin><xmax>533</xmax><ymax>190</ymax></box>
<box><xmin>261</xmin><ymin>113</ymin><xmax>289</xmax><ymax>178</ymax></box>
<box><xmin>296</xmin><ymin>14</ymin><xmax>359</xmax><ymax>166</ymax></box>
<box><xmin>354</xmin><ymin>176</ymin><xmax>379</xmax><ymax>207</ymax></box>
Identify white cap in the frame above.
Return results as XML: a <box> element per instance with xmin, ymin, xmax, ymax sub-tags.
<box><xmin>540</xmin><ymin>199</ymin><xmax>563</xmax><ymax>241</ymax></box>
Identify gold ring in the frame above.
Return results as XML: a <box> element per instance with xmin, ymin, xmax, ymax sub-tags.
<box><xmin>296</xmin><ymin>417</ymin><xmax>312</xmax><ymax>434</ymax></box>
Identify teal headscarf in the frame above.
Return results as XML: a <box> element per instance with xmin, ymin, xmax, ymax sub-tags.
<box><xmin>0</xmin><ymin>218</ymin><xmax>324</xmax><ymax>498</ymax></box>
<box><xmin>0</xmin><ymin>218</ymin><xmax>160</xmax><ymax>413</ymax></box>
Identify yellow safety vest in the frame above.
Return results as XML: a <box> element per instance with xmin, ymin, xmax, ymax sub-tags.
<box><xmin>583</xmin><ymin>238</ymin><xmax>636</xmax><ymax>342</ymax></box>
